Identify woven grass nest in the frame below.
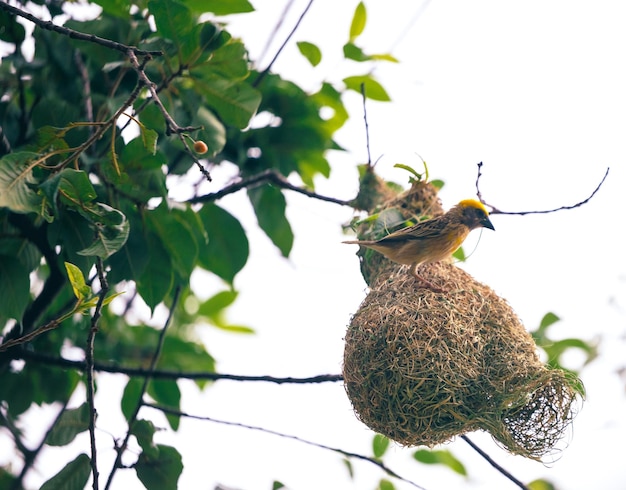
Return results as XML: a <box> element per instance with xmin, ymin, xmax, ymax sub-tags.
<box><xmin>343</xmin><ymin>181</ymin><xmax>581</xmax><ymax>460</ymax></box>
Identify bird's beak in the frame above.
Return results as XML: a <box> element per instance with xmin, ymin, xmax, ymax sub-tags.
<box><xmin>482</xmin><ymin>217</ymin><xmax>495</xmax><ymax>231</ymax></box>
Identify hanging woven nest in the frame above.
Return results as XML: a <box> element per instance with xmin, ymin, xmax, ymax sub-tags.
<box><xmin>342</xmin><ymin>179</ymin><xmax>582</xmax><ymax>460</ymax></box>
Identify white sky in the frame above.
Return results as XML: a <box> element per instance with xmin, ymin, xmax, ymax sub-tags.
<box><xmin>4</xmin><ymin>1</ymin><xmax>626</xmax><ymax>489</ymax></box>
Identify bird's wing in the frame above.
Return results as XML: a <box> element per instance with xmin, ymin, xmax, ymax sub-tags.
<box><xmin>378</xmin><ymin>217</ymin><xmax>447</xmax><ymax>242</ymax></box>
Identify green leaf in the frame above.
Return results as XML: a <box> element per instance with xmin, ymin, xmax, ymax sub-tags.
<box><xmin>198</xmin><ymin>290</ymin><xmax>238</xmax><ymax>318</ymax></box>
<box><xmin>372</xmin><ymin>434</ymin><xmax>390</xmax><ymax>458</ymax></box>
<box><xmin>0</xmin><ymin>254</ymin><xmax>30</xmax><ymax>321</ymax></box>
<box><xmin>135</xmin><ymin>444</ymin><xmax>183</xmax><ymax>490</ymax></box>
<box><xmin>121</xmin><ymin>377</ymin><xmax>143</xmax><ymax>421</ymax></box>
<box><xmin>77</xmin><ymin>204</ymin><xmax>130</xmax><ymax>259</ymax></box>
<box><xmin>0</xmin><ymin>11</ymin><xmax>26</xmax><ymax>44</ymax></box>
<box><xmin>148</xmin><ymin>0</ymin><xmax>193</xmax><ymax>52</ymax></box>
<box><xmin>147</xmin><ymin>379</ymin><xmax>181</xmax><ymax>430</ymax></box>
<box><xmin>40</xmin><ymin>168</ymin><xmax>97</xmax><ymax>218</ymax></box>
<box><xmin>430</xmin><ymin>179</ymin><xmax>445</xmax><ymax>190</ymax></box>
<box><xmin>40</xmin><ymin>453</ymin><xmax>91</xmax><ymax>490</ymax></box>
<box><xmin>527</xmin><ymin>479</ymin><xmax>557</xmax><ymax>490</ymax></box>
<box><xmin>297</xmin><ymin>41</ymin><xmax>322</xmax><ymax>66</ymax></box>
<box><xmin>147</xmin><ymin>205</ymin><xmax>199</xmax><ymax>282</ymax></box>
<box><xmin>64</xmin><ymin>262</ymin><xmax>91</xmax><ymax>300</ymax></box>
<box><xmin>452</xmin><ymin>246</ymin><xmax>466</xmax><ymax>262</ymax></box>
<box><xmin>378</xmin><ymin>479</ymin><xmax>395</xmax><ymax>490</ymax></box>
<box><xmin>132</xmin><ymin>419</ymin><xmax>159</xmax><ymax>459</ymax></box>
<box><xmin>539</xmin><ymin>312</ymin><xmax>560</xmax><ymax>331</ymax></box>
<box><xmin>272</xmin><ymin>482</ymin><xmax>286</xmax><ymax>490</ymax></box>
<box><xmin>136</xmin><ymin>229</ymin><xmax>174</xmax><ymax>312</ymax></box>
<box><xmin>349</xmin><ymin>2</ymin><xmax>367</xmax><ymax>41</ymax></box>
<box><xmin>0</xmin><ymin>152</ymin><xmax>42</xmax><ymax>214</ymax></box>
<box><xmin>198</xmin><ymin>203</ymin><xmax>249</xmax><ymax>283</ymax></box>
<box><xmin>158</xmin><ymin>336</ymin><xmax>216</xmax><ymax>389</ymax></box>
<box><xmin>140</xmin><ymin>127</ymin><xmax>159</xmax><ymax>155</ymax></box>
<box><xmin>248</xmin><ymin>185</ymin><xmax>293</xmax><ymax>257</ymax></box>
<box><xmin>45</xmin><ymin>403</ymin><xmax>90</xmax><ymax>446</ymax></box>
<box><xmin>185</xmin><ymin>0</ymin><xmax>254</xmax><ymax>15</ymax></box>
<box><xmin>344</xmin><ymin>75</ymin><xmax>391</xmax><ymax>101</ymax></box>
<box><xmin>195</xmin><ymin>74</ymin><xmax>261</xmax><ymax>128</ymax></box>
<box><xmin>413</xmin><ymin>449</ymin><xmax>467</xmax><ymax>476</ymax></box>
<box><xmin>195</xmin><ymin>107</ymin><xmax>226</xmax><ymax>156</ymax></box>
<box><xmin>343</xmin><ymin>42</ymin><xmax>369</xmax><ymax>62</ymax></box>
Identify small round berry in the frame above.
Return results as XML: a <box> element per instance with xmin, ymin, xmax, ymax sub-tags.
<box><xmin>193</xmin><ymin>140</ymin><xmax>208</xmax><ymax>154</ymax></box>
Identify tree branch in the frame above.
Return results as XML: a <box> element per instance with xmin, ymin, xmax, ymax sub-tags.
<box><xmin>0</xmin><ymin>1</ymin><xmax>162</xmax><ymax>57</ymax></box>
<box><xmin>461</xmin><ymin>435</ymin><xmax>529</xmax><ymax>490</ymax></box>
<box><xmin>475</xmin><ymin>162</ymin><xmax>610</xmax><ymax>215</ymax></box>
<box><xmin>85</xmin><ymin>259</ymin><xmax>109</xmax><ymax>490</ymax></box>
<box><xmin>14</xmin><ymin>350</ymin><xmax>343</xmax><ymax>384</ymax></box>
<box><xmin>126</xmin><ymin>50</ymin><xmax>211</xmax><ymax>181</ymax></box>
<box><xmin>104</xmin><ymin>285</ymin><xmax>181</xmax><ymax>490</ymax></box>
<box><xmin>145</xmin><ymin>402</ymin><xmax>427</xmax><ymax>490</ymax></box>
<box><xmin>188</xmin><ymin>168</ymin><xmax>351</xmax><ymax>205</ymax></box>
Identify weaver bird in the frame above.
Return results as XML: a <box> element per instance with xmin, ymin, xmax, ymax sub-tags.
<box><xmin>343</xmin><ymin>199</ymin><xmax>495</xmax><ymax>289</ymax></box>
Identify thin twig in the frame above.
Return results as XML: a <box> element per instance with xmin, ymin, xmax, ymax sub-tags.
<box><xmin>85</xmin><ymin>259</ymin><xmax>109</xmax><ymax>490</ymax></box>
<box><xmin>14</xmin><ymin>350</ymin><xmax>343</xmax><ymax>384</ymax></box>
<box><xmin>0</xmin><ymin>1</ymin><xmax>162</xmax><ymax>57</ymax></box>
<box><xmin>10</xmin><ymin>398</ymin><xmax>72</xmax><ymax>490</ymax></box>
<box><xmin>360</xmin><ymin>83</ymin><xmax>372</xmax><ymax>166</ymax></box>
<box><xmin>256</xmin><ymin>0</ymin><xmax>297</xmax><ymax>68</ymax></box>
<box><xmin>103</xmin><ymin>285</ymin><xmax>182</xmax><ymax>490</ymax></box>
<box><xmin>253</xmin><ymin>0</ymin><xmax>315</xmax><ymax>88</ymax></box>
<box><xmin>145</xmin><ymin>403</ymin><xmax>427</xmax><ymax>490</ymax></box>
<box><xmin>189</xmin><ymin>168</ymin><xmax>351</xmax><ymax>205</ymax></box>
<box><xmin>475</xmin><ymin>162</ymin><xmax>610</xmax><ymax>215</ymax></box>
<box><xmin>461</xmin><ymin>435</ymin><xmax>529</xmax><ymax>490</ymax></box>
<box><xmin>126</xmin><ymin>50</ymin><xmax>211</xmax><ymax>181</ymax></box>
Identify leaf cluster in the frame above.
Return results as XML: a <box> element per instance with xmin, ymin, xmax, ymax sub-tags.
<box><xmin>0</xmin><ymin>1</ymin><xmax>397</xmax><ymax>488</ymax></box>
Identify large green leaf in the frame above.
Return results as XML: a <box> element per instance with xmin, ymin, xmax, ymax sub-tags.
<box><xmin>147</xmin><ymin>205</ymin><xmax>199</xmax><ymax>282</ymax></box>
<box><xmin>40</xmin><ymin>168</ymin><xmax>97</xmax><ymax>218</ymax></box>
<box><xmin>0</xmin><ymin>11</ymin><xmax>26</xmax><ymax>44</ymax></box>
<box><xmin>76</xmin><ymin>203</ymin><xmax>130</xmax><ymax>259</ymax></box>
<box><xmin>194</xmin><ymin>74</ymin><xmax>261</xmax><ymax>128</ymax></box>
<box><xmin>147</xmin><ymin>379</ymin><xmax>181</xmax><ymax>430</ymax></box>
<box><xmin>136</xmin><ymin>229</ymin><xmax>174</xmax><ymax>311</ymax></box>
<box><xmin>185</xmin><ymin>0</ymin><xmax>254</xmax><ymax>15</ymax></box>
<box><xmin>198</xmin><ymin>203</ymin><xmax>248</xmax><ymax>284</ymax></box>
<box><xmin>45</xmin><ymin>403</ymin><xmax>90</xmax><ymax>446</ymax></box>
<box><xmin>248</xmin><ymin>185</ymin><xmax>293</xmax><ymax>257</ymax></box>
<box><xmin>135</xmin><ymin>444</ymin><xmax>183</xmax><ymax>490</ymax></box>
<box><xmin>148</xmin><ymin>0</ymin><xmax>194</xmax><ymax>54</ymax></box>
<box><xmin>0</xmin><ymin>152</ymin><xmax>42</xmax><ymax>215</ymax></box>
<box><xmin>0</xmin><ymin>254</ymin><xmax>31</xmax><ymax>321</ymax></box>
<box><xmin>195</xmin><ymin>107</ymin><xmax>226</xmax><ymax>157</ymax></box>
<box><xmin>40</xmin><ymin>453</ymin><xmax>91</xmax><ymax>490</ymax></box>
<box><xmin>121</xmin><ymin>377</ymin><xmax>143</xmax><ymax>421</ymax></box>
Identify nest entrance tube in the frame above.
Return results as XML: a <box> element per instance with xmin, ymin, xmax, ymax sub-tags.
<box><xmin>342</xmin><ymin>181</ymin><xmax>581</xmax><ymax>460</ymax></box>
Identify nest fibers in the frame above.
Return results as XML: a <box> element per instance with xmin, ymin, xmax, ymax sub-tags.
<box><xmin>343</xmin><ymin>183</ymin><xmax>581</xmax><ymax>460</ymax></box>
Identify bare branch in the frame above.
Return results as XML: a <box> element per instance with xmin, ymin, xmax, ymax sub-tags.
<box><xmin>0</xmin><ymin>1</ymin><xmax>162</xmax><ymax>57</ymax></box>
<box><xmin>475</xmin><ymin>162</ymin><xmax>610</xmax><ymax>216</ymax></box>
<box><xmin>15</xmin><ymin>350</ymin><xmax>343</xmax><ymax>384</ymax></box>
<box><xmin>104</xmin><ymin>285</ymin><xmax>181</xmax><ymax>490</ymax></box>
<box><xmin>461</xmin><ymin>435</ymin><xmax>529</xmax><ymax>490</ymax></box>
<box><xmin>145</xmin><ymin>403</ymin><xmax>427</xmax><ymax>490</ymax></box>
<box><xmin>360</xmin><ymin>83</ymin><xmax>372</xmax><ymax>166</ymax></box>
<box><xmin>189</xmin><ymin>168</ymin><xmax>351</xmax><ymax>205</ymax></box>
